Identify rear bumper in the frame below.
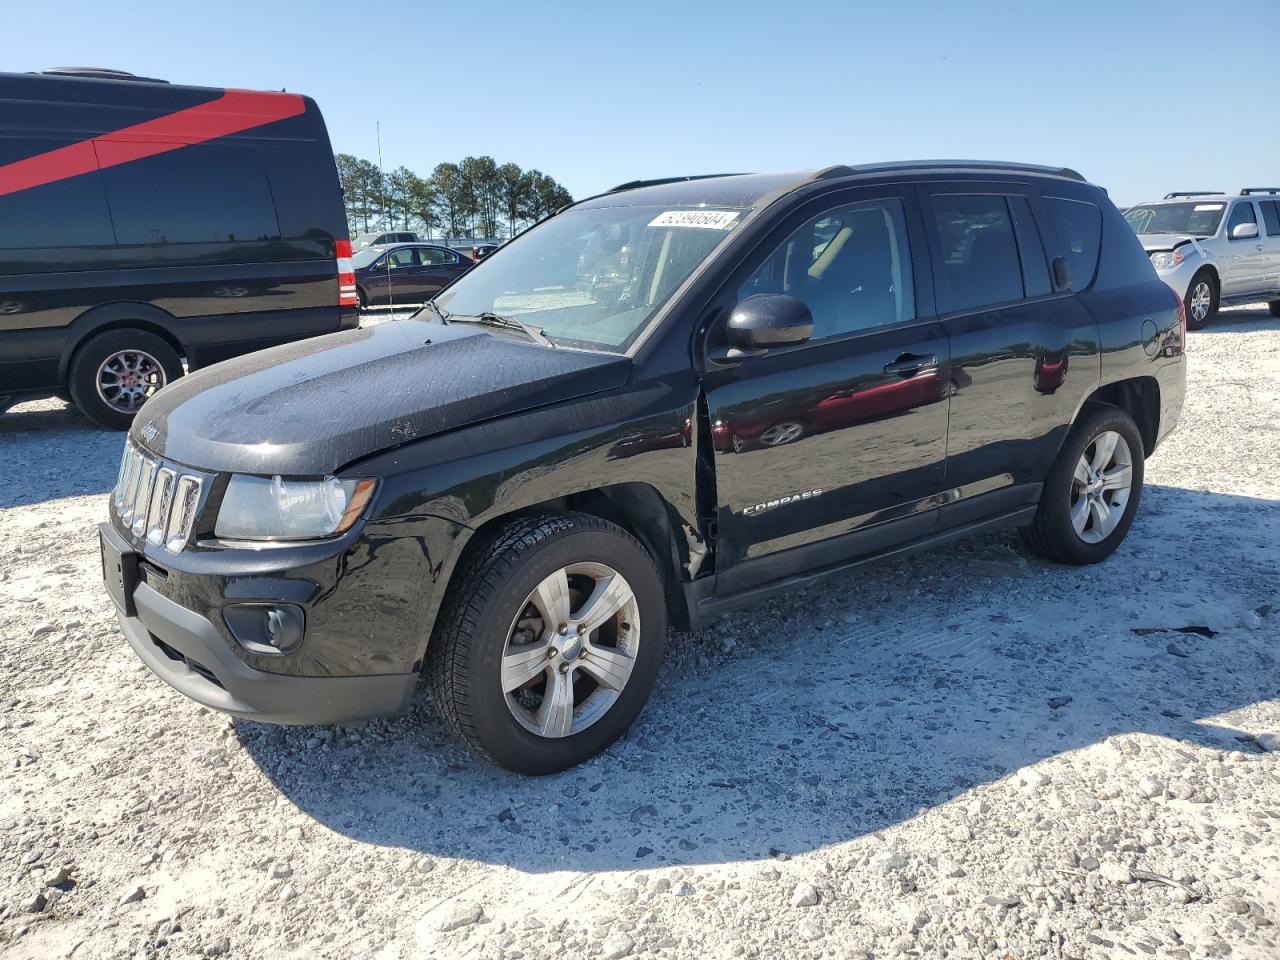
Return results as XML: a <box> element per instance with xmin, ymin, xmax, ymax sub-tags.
<box><xmin>117</xmin><ymin>580</ymin><xmax>418</xmax><ymax>724</ymax></box>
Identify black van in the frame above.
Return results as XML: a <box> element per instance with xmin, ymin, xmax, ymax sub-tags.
<box><xmin>0</xmin><ymin>68</ymin><xmax>357</xmax><ymax>429</ymax></box>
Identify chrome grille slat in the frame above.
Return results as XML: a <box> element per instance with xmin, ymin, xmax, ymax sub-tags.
<box><xmin>112</xmin><ymin>439</ymin><xmax>206</xmax><ymax>555</ymax></box>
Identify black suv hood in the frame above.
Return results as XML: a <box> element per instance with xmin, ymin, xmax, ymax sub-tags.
<box><xmin>133</xmin><ymin>318</ymin><xmax>631</xmax><ymax>475</ymax></box>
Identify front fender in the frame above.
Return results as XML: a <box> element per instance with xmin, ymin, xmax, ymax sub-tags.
<box><xmin>351</xmin><ymin>373</ymin><xmax>702</xmax><ymax>664</ymax></box>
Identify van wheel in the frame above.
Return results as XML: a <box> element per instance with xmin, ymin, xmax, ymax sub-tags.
<box><xmin>357</xmin><ymin>287</ymin><xmax>368</xmax><ymax>309</ymax></box>
<box><xmin>1019</xmin><ymin>405</ymin><xmax>1145</xmax><ymax>565</ymax></box>
<box><xmin>428</xmin><ymin>512</ymin><xmax>665</xmax><ymax>774</ymax></box>
<box><xmin>68</xmin><ymin>329</ymin><xmax>183</xmax><ymax>430</ymax></box>
<box><xmin>1185</xmin><ymin>270</ymin><xmax>1217</xmax><ymax>329</ymax></box>
<box><xmin>1268</xmin><ymin>300</ymin><xmax>1280</xmax><ymax>318</ymax></box>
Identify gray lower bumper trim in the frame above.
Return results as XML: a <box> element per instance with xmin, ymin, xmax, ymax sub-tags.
<box><xmin>119</xmin><ymin>581</ymin><xmax>417</xmax><ymax>725</ymax></box>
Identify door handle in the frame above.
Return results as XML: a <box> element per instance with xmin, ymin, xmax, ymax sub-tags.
<box><xmin>883</xmin><ymin>353</ymin><xmax>937</xmax><ymax>377</ymax></box>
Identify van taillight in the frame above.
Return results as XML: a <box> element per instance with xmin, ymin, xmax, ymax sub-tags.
<box><xmin>336</xmin><ymin>239</ymin><xmax>358</xmax><ymax>308</ymax></box>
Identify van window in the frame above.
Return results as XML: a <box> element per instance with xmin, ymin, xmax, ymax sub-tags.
<box><xmin>1262</xmin><ymin>200</ymin><xmax>1280</xmax><ymax>237</ymax></box>
<box><xmin>929</xmin><ymin>194</ymin><xmax>1023</xmax><ymax>312</ymax></box>
<box><xmin>1227</xmin><ymin>201</ymin><xmax>1258</xmax><ymax>236</ymax></box>
<box><xmin>738</xmin><ymin>197</ymin><xmax>915</xmax><ymax>339</ymax></box>
<box><xmin>1045</xmin><ymin>198</ymin><xmax>1102</xmax><ymax>290</ymax></box>
<box><xmin>1008</xmin><ymin>196</ymin><xmax>1051</xmax><ymax>297</ymax></box>
<box><xmin>103</xmin><ymin>143</ymin><xmax>280</xmax><ymax>244</ymax></box>
<box><xmin>0</xmin><ymin>138</ymin><xmax>116</xmax><ymax>250</ymax></box>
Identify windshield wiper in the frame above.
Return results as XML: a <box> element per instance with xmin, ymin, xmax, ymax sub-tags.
<box><xmin>451</xmin><ymin>311</ymin><xmax>555</xmax><ymax>348</ymax></box>
<box><xmin>422</xmin><ymin>299</ymin><xmax>450</xmax><ymax>324</ymax></box>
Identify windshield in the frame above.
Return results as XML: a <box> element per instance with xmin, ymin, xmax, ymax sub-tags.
<box><xmin>1124</xmin><ymin>202</ymin><xmax>1225</xmax><ymax>237</ymax></box>
<box><xmin>434</xmin><ymin>203</ymin><xmax>746</xmax><ymax>351</ymax></box>
<box><xmin>352</xmin><ymin>248</ymin><xmax>382</xmax><ymax>269</ymax></box>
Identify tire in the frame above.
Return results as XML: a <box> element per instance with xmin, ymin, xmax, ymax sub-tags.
<box><xmin>67</xmin><ymin>328</ymin><xmax>183</xmax><ymax>431</ymax></box>
<box><xmin>357</xmin><ymin>287</ymin><xmax>368</xmax><ymax>309</ymax></box>
<box><xmin>428</xmin><ymin>512</ymin><xmax>666</xmax><ymax>774</ymax></box>
<box><xmin>1019</xmin><ymin>405</ymin><xmax>1145</xmax><ymax>565</ymax></box>
<box><xmin>1268</xmin><ymin>300</ymin><xmax>1280</xmax><ymax>318</ymax></box>
<box><xmin>1184</xmin><ymin>270</ymin><xmax>1217</xmax><ymax>329</ymax></box>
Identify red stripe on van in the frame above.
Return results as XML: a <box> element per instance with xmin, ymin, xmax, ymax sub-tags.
<box><xmin>0</xmin><ymin>89</ymin><xmax>306</xmax><ymax>197</ymax></box>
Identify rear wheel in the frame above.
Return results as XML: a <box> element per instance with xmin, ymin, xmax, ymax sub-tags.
<box><xmin>1268</xmin><ymin>300</ymin><xmax>1280</xmax><ymax>318</ymax></box>
<box><xmin>1185</xmin><ymin>270</ymin><xmax>1217</xmax><ymax>329</ymax></box>
<box><xmin>67</xmin><ymin>328</ymin><xmax>183</xmax><ymax>430</ymax></box>
<box><xmin>428</xmin><ymin>513</ymin><xmax>665</xmax><ymax>774</ymax></box>
<box><xmin>1019</xmin><ymin>405</ymin><xmax>1145</xmax><ymax>565</ymax></box>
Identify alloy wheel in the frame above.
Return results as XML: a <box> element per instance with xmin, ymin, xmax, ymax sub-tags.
<box><xmin>759</xmin><ymin>421</ymin><xmax>804</xmax><ymax>446</ymax></box>
<box><xmin>501</xmin><ymin>561</ymin><xmax>641</xmax><ymax>738</ymax></box>
<box><xmin>96</xmin><ymin>350</ymin><xmax>167</xmax><ymax>413</ymax></box>
<box><xmin>1189</xmin><ymin>280</ymin><xmax>1212</xmax><ymax>323</ymax></box>
<box><xmin>1070</xmin><ymin>430</ymin><xmax>1133</xmax><ymax>544</ymax></box>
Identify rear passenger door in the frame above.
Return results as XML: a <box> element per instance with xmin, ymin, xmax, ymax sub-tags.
<box><xmin>920</xmin><ymin>182</ymin><xmax>1099</xmax><ymax>526</ymax></box>
<box><xmin>418</xmin><ymin>246</ymin><xmax>466</xmax><ymax>297</ymax></box>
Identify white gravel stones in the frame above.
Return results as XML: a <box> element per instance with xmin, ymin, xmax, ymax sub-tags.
<box><xmin>797</xmin><ymin>916</ymin><xmax>824</xmax><ymax>941</ymax></box>
<box><xmin>117</xmin><ymin>883</ymin><xmax>146</xmax><ymax>905</ymax></box>
<box><xmin>790</xmin><ymin>881</ymin><xmax>819</xmax><ymax>907</ymax></box>
<box><xmin>1137</xmin><ymin>776</ymin><xmax>1164</xmax><ymax>799</ymax></box>
<box><xmin>1016</xmin><ymin>766</ymin><xmax>1051</xmax><ymax>790</ymax></box>
<box><xmin>601</xmin><ymin>932</ymin><xmax>635</xmax><ymax>958</ymax></box>
<box><xmin>1100</xmin><ymin>862</ymin><xmax>1132</xmax><ymax>885</ymax></box>
<box><xmin>417</xmin><ymin>898</ymin><xmax>484</xmax><ymax>939</ymax></box>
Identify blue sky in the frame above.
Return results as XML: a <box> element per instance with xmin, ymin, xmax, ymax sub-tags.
<box><xmin>9</xmin><ymin>0</ymin><xmax>1279</xmax><ymax>205</ymax></box>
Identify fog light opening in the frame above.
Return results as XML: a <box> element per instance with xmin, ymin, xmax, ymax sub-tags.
<box><xmin>224</xmin><ymin>603</ymin><xmax>305</xmax><ymax>656</ymax></box>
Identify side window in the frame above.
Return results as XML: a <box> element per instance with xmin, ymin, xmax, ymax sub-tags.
<box><xmin>0</xmin><ymin>137</ymin><xmax>116</xmax><ymax>250</ymax></box>
<box><xmin>1045</xmin><ymin>198</ymin><xmax>1102</xmax><ymax>290</ymax></box>
<box><xmin>929</xmin><ymin>194</ymin><xmax>1023</xmax><ymax>312</ymax></box>
<box><xmin>1262</xmin><ymin>201</ymin><xmax>1280</xmax><ymax>237</ymax></box>
<box><xmin>422</xmin><ymin>247</ymin><xmax>458</xmax><ymax>265</ymax></box>
<box><xmin>103</xmin><ymin>143</ymin><xmax>280</xmax><ymax>244</ymax></box>
<box><xmin>1008</xmin><ymin>196</ymin><xmax>1051</xmax><ymax>297</ymax></box>
<box><xmin>386</xmin><ymin>247</ymin><xmax>419</xmax><ymax>268</ymax></box>
<box><xmin>1227</xmin><ymin>201</ymin><xmax>1257</xmax><ymax>236</ymax></box>
<box><xmin>737</xmin><ymin>197</ymin><xmax>915</xmax><ymax>340</ymax></box>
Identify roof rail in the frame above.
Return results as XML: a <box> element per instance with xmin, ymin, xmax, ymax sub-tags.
<box><xmin>605</xmin><ymin>173</ymin><xmax>747</xmax><ymax>194</ymax></box>
<box><xmin>1163</xmin><ymin>191</ymin><xmax>1222</xmax><ymax>199</ymax></box>
<box><xmin>843</xmin><ymin>159</ymin><xmax>1086</xmax><ymax>182</ymax></box>
<box><xmin>1240</xmin><ymin>187</ymin><xmax>1280</xmax><ymax>196</ymax></box>
<box><xmin>41</xmin><ymin>66</ymin><xmax>168</xmax><ymax>83</ymax></box>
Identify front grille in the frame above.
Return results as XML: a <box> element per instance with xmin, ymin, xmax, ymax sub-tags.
<box><xmin>113</xmin><ymin>440</ymin><xmax>205</xmax><ymax>554</ymax></box>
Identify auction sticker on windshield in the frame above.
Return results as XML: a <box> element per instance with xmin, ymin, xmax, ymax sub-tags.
<box><xmin>649</xmin><ymin>210</ymin><xmax>740</xmax><ymax>230</ymax></box>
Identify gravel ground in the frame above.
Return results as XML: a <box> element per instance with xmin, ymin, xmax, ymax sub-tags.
<box><xmin>1</xmin><ymin>306</ymin><xmax>1277</xmax><ymax>960</ymax></box>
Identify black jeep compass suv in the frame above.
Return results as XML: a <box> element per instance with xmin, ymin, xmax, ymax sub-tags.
<box><xmin>100</xmin><ymin>162</ymin><xmax>1186</xmax><ymax>774</ymax></box>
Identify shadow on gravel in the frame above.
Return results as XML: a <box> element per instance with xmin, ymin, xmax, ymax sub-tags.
<box><xmin>0</xmin><ymin>400</ymin><xmax>121</xmax><ymax>507</ymax></box>
<box><xmin>239</xmin><ymin>483</ymin><xmax>1279</xmax><ymax>872</ymax></box>
<box><xmin>1200</xmin><ymin>306</ymin><xmax>1280</xmax><ymax>334</ymax></box>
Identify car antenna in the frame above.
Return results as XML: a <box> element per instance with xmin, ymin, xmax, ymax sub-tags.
<box><xmin>376</xmin><ymin>119</ymin><xmax>395</xmax><ymax>318</ymax></box>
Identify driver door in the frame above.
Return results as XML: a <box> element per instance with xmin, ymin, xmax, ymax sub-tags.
<box><xmin>701</xmin><ymin>188</ymin><xmax>951</xmax><ymax>595</ymax></box>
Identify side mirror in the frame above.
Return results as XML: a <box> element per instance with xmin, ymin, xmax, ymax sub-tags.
<box><xmin>721</xmin><ymin>294</ymin><xmax>813</xmax><ymax>358</ymax></box>
<box><xmin>1231</xmin><ymin>222</ymin><xmax>1259</xmax><ymax>240</ymax></box>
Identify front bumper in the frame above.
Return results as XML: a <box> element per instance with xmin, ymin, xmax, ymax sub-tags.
<box><xmin>101</xmin><ymin>521</ymin><xmax>418</xmax><ymax>725</ymax></box>
<box><xmin>1153</xmin><ymin>257</ymin><xmax>1199</xmax><ymax>301</ymax></box>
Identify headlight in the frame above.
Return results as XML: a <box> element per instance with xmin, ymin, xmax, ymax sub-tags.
<box><xmin>1149</xmin><ymin>250</ymin><xmax>1184</xmax><ymax>270</ymax></box>
<box><xmin>214</xmin><ymin>475</ymin><xmax>377</xmax><ymax>542</ymax></box>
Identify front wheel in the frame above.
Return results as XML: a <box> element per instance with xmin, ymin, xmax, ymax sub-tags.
<box><xmin>428</xmin><ymin>513</ymin><xmax>666</xmax><ymax>774</ymax></box>
<box><xmin>1185</xmin><ymin>271</ymin><xmax>1217</xmax><ymax>329</ymax></box>
<box><xmin>1019</xmin><ymin>405</ymin><xmax>1145</xmax><ymax>565</ymax></box>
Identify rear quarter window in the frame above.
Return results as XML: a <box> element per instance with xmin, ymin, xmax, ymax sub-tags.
<box><xmin>102</xmin><ymin>143</ymin><xmax>281</xmax><ymax>245</ymax></box>
<box><xmin>1046</xmin><ymin>198</ymin><xmax>1102</xmax><ymax>290</ymax></box>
